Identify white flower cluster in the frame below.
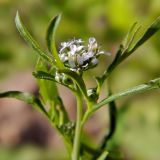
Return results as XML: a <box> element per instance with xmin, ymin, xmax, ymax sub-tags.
<box><xmin>59</xmin><ymin>37</ymin><xmax>107</xmax><ymax>71</ymax></box>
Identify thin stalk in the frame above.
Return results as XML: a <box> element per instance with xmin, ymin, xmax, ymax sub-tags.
<box><xmin>82</xmin><ymin>77</ymin><xmax>160</xmax><ymax>124</ymax></box>
<box><xmin>72</xmin><ymin>93</ymin><xmax>83</xmax><ymax>160</ymax></box>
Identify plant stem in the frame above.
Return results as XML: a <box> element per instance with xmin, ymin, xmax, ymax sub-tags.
<box><xmin>72</xmin><ymin>93</ymin><xmax>83</xmax><ymax>160</ymax></box>
<box><xmin>83</xmin><ymin>77</ymin><xmax>160</xmax><ymax>124</ymax></box>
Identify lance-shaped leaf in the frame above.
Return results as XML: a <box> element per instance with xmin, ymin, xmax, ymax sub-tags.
<box><xmin>122</xmin><ymin>22</ymin><xmax>138</xmax><ymax>48</ymax></box>
<box><xmin>33</xmin><ymin>70</ymin><xmax>56</xmax><ymax>81</ymax></box>
<box><xmin>33</xmin><ymin>70</ymin><xmax>75</xmax><ymax>92</ymax></box>
<box><xmin>35</xmin><ymin>59</ymin><xmax>69</xmax><ymax>124</ymax></box>
<box><xmin>83</xmin><ymin>77</ymin><xmax>160</xmax><ymax>122</ymax></box>
<box><xmin>46</xmin><ymin>14</ymin><xmax>64</xmax><ymax>68</ymax></box>
<box><xmin>94</xmin><ymin>77</ymin><xmax>160</xmax><ymax>112</ymax></box>
<box><xmin>129</xmin><ymin>16</ymin><xmax>160</xmax><ymax>53</ymax></box>
<box><xmin>97</xmin><ymin>17</ymin><xmax>160</xmax><ymax>90</ymax></box>
<box><xmin>95</xmin><ymin>24</ymin><xmax>141</xmax><ymax>91</ymax></box>
<box><xmin>35</xmin><ymin>58</ymin><xmax>59</xmax><ymax>104</ymax></box>
<box><xmin>0</xmin><ymin>91</ymin><xmax>48</xmax><ymax>117</ymax></box>
<box><xmin>15</xmin><ymin>11</ymin><xmax>54</xmax><ymax>64</ymax></box>
<box><xmin>119</xmin><ymin>16</ymin><xmax>160</xmax><ymax>63</ymax></box>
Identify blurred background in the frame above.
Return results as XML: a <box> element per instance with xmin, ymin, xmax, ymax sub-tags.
<box><xmin>0</xmin><ymin>0</ymin><xmax>160</xmax><ymax>159</ymax></box>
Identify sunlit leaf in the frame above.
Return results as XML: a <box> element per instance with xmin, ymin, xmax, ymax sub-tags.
<box><xmin>122</xmin><ymin>22</ymin><xmax>138</xmax><ymax>48</ymax></box>
<box><xmin>94</xmin><ymin>77</ymin><xmax>160</xmax><ymax>111</ymax></box>
<box><xmin>35</xmin><ymin>58</ymin><xmax>59</xmax><ymax>103</ymax></box>
<box><xmin>96</xmin><ymin>17</ymin><xmax>160</xmax><ymax>91</ymax></box>
<box><xmin>33</xmin><ymin>70</ymin><xmax>74</xmax><ymax>92</ymax></box>
<box><xmin>107</xmin><ymin>23</ymin><xmax>141</xmax><ymax>73</ymax></box>
<box><xmin>46</xmin><ymin>14</ymin><xmax>64</xmax><ymax>68</ymax></box>
<box><xmin>130</xmin><ymin>16</ymin><xmax>160</xmax><ymax>52</ymax></box>
<box><xmin>15</xmin><ymin>11</ymin><xmax>54</xmax><ymax>64</ymax></box>
<box><xmin>46</xmin><ymin>14</ymin><xmax>61</xmax><ymax>52</ymax></box>
<box><xmin>35</xmin><ymin>59</ymin><xmax>69</xmax><ymax>124</ymax></box>
<box><xmin>119</xmin><ymin>16</ymin><xmax>160</xmax><ymax>63</ymax></box>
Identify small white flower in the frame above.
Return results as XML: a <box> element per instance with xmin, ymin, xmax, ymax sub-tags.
<box><xmin>77</xmin><ymin>55</ymin><xmax>83</xmax><ymax>65</ymax></box>
<box><xmin>58</xmin><ymin>37</ymin><xmax>109</xmax><ymax>71</ymax></box>
<box><xmin>89</xmin><ymin>37</ymin><xmax>96</xmax><ymax>44</ymax></box>
<box><xmin>76</xmin><ymin>45</ymin><xmax>84</xmax><ymax>52</ymax></box>
<box><xmin>91</xmin><ymin>58</ymin><xmax>98</xmax><ymax>66</ymax></box>
<box><xmin>88</xmin><ymin>51</ymin><xmax>94</xmax><ymax>57</ymax></box>
<box><xmin>59</xmin><ymin>54</ymin><xmax>66</xmax><ymax>62</ymax></box>
<box><xmin>68</xmin><ymin>56</ymin><xmax>76</xmax><ymax>68</ymax></box>
<box><xmin>82</xmin><ymin>52</ymin><xmax>90</xmax><ymax>61</ymax></box>
<box><xmin>70</xmin><ymin>45</ymin><xmax>77</xmax><ymax>53</ymax></box>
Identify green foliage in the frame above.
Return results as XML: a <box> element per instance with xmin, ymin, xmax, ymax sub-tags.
<box><xmin>46</xmin><ymin>14</ymin><xmax>61</xmax><ymax>53</ymax></box>
<box><xmin>0</xmin><ymin>11</ymin><xmax>160</xmax><ymax>160</ymax></box>
<box><xmin>46</xmin><ymin>14</ymin><xmax>64</xmax><ymax>68</ymax></box>
<box><xmin>15</xmin><ymin>11</ymin><xmax>54</xmax><ymax>64</ymax></box>
<box><xmin>35</xmin><ymin>58</ymin><xmax>58</xmax><ymax>102</ymax></box>
<box><xmin>96</xmin><ymin>16</ymin><xmax>160</xmax><ymax>91</ymax></box>
<box><xmin>59</xmin><ymin>69</ymin><xmax>89</xmax><ymax>100</ymax></box>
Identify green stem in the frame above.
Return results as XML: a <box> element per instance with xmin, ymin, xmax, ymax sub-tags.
<box><xmin>83</xmin><ymin>77</ymin><xmax>160</xmax><ymax>124</ymax></box>
<box><xmin>72</xmin><ymin>93</ymin><xmax>83</xmax><ymax>160</ymax></box>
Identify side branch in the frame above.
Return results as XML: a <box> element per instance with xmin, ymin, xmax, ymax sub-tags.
<box><xmin>83</xmin><ymin>77</ymin><xmax>160</xmax><ymax>123</ymax></box>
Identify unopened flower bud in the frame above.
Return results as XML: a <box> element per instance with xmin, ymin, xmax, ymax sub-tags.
<box><xmin>87</xmin><ymin>88</ymin><xmax>98</xmax><ymax>101</ymax></box>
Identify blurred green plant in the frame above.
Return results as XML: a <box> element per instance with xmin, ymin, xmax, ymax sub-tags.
<box><xmin>0</xmin><ymin>11</ymin><xmax>160</xmax><ymax>160</ymax></box>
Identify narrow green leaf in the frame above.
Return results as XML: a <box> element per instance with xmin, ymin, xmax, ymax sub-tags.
<box><xmin>126</xmin><ymin>25</ymin><xmax>141</xmax><ymax>51</ymax></box>
<box><xmin>122</xmin><ymin>22</ymin><xmax>138</xmax><ymax>47</ymax></box>
<box><xmin>35</xmin><ymin>58</ymin><xmax>58</xmax><ymax>104</ymax></box>
<box><xmin>102</xmin><ymin>23</ymin><xmax>141</xmax><ymax>77</ymax></box>
<box><xmin>94</xmin><ymin>77</ymin><xmax>160</xmax><ymax>112</ymax></box>
<box><xmin>36</xmin><ymin>59</ymin><xmax>58</xmax><ymax>101</ymax></box>
<box><xmin>129</xmin><ymin>16</ymin><xmax>160</xmax><ymax>53</ymax></box>
<box><xmin>15</xmin><ymin>11</ymin><xmax>54</xmax><ymax>64</ymax></box>
<box><xmin>33</xmin><ymin>70</ymin><xmax>74</xmax><ymax>91</ymax></box>
<box><xmin>35</xmin><ymin>59</ymin><xmax>69</xmax><ymax>124</ymax></box>
<box><xmin>46</xmin><ymin>14</ymin><xmax>64</xmax><ymax>68</ymax></box>
<box><xmin>119</xmin><ymin>17</ymin><xmax>160</xmax><ymax>63</ymax></box>
<box><xmin>35</xmin><ymin>58</ymin><xmax>56</xmax><ymax>118</ymax></box>
<box><xmin>96</xmin><ymin>17</ymin><xmax>160</xmax><ymax>91</ymax></box>
<box><xmin>46</xmin><ymin>14</ymin><xmax>61</xmax><ymax>52</ymax></box>
<box><xmin>0</xmin><ymin>91</ymin><xmax>48</xmax><ymax>116</ymax></box>
<box><xmin>83</xmin><ymin>77</ymin><xmax>160</xmax><ymax>122</ymax></box>
<box><xmin>33</xmin><ymin>70</ymin><xmax>56</xmax><ymax>81</ymax></box>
